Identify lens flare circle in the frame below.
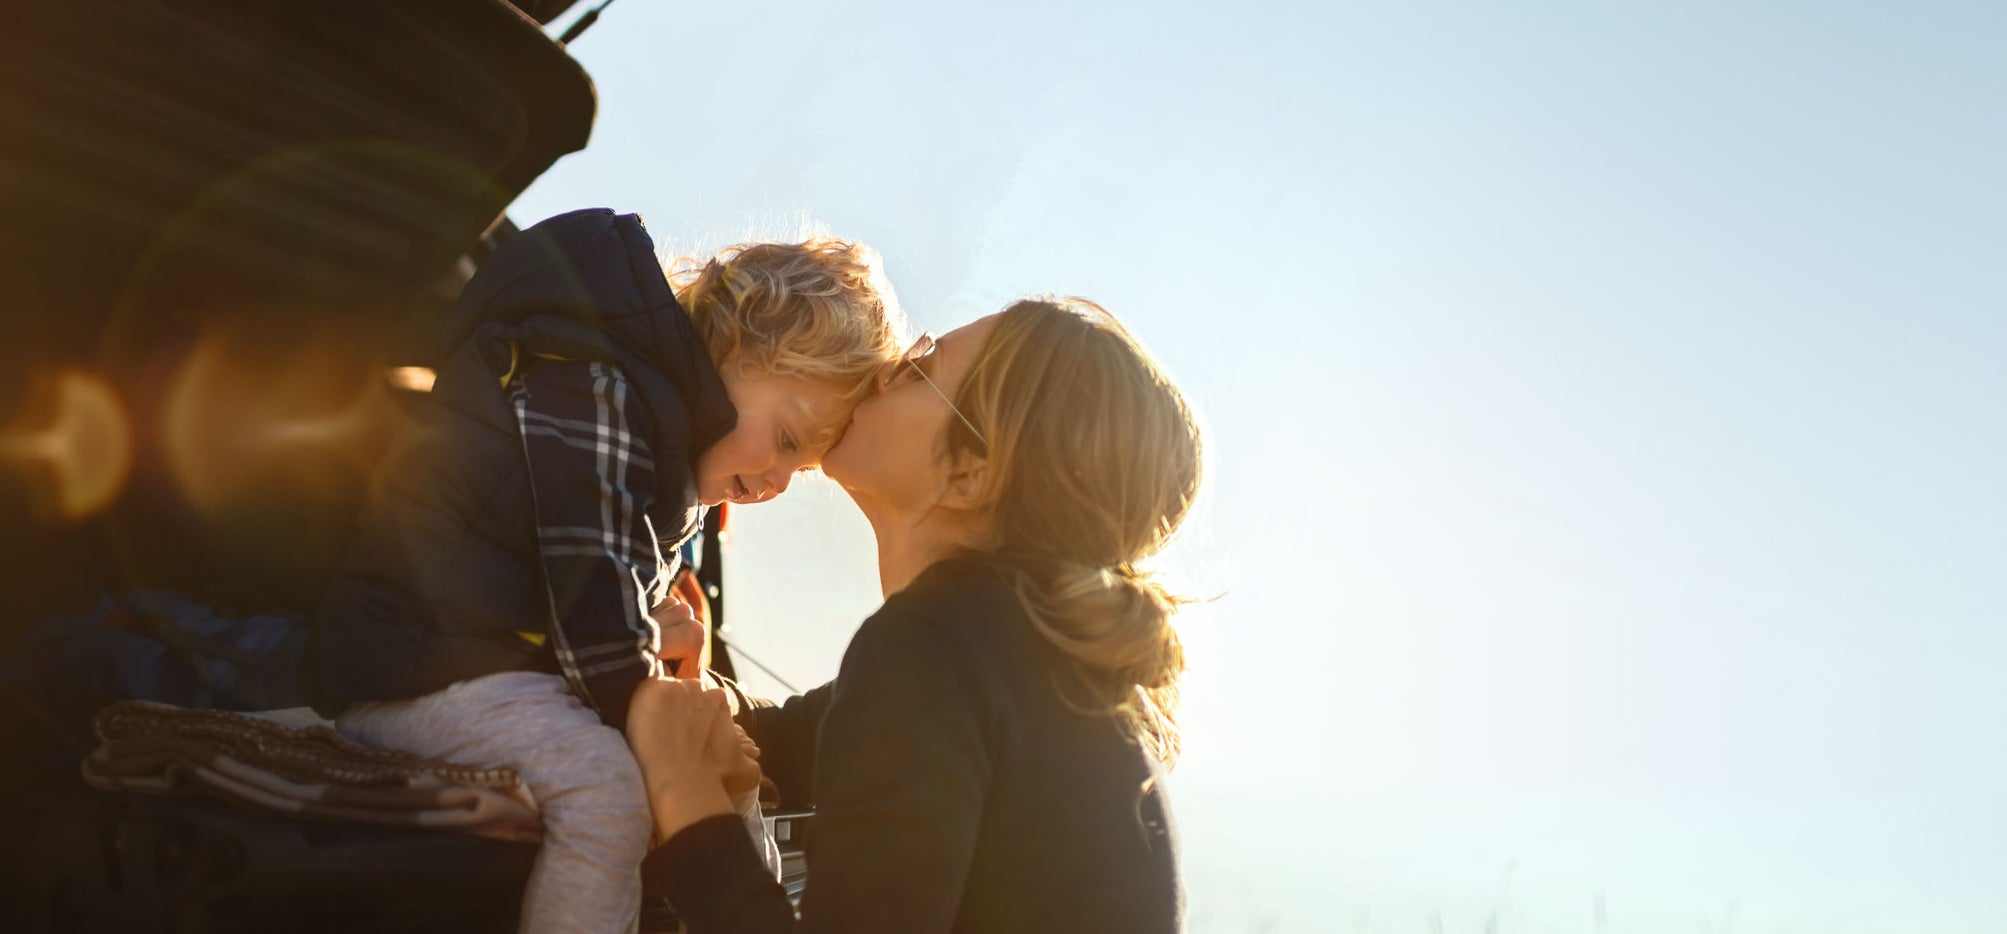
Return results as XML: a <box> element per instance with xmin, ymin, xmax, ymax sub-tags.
<box><xmin>161</xmin><ymin>331</ymin><xmax>389</xmax><ymax>512</ymax></box>
<box><xmin>0</xmin><ymin>370</ymin><xmax>133</xmax><ymax>519</ymax></box>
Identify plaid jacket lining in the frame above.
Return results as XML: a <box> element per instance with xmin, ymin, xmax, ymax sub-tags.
<box><xmin>508</xmin><ymin>359</ymin><xmax>672</xmax><ymax>727</ymax></box>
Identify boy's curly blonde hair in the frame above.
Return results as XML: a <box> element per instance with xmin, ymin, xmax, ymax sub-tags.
<box><xmin>668</xmin><ymin>237</ymin><xmax>906</xmax><ymax>404</ymax></box>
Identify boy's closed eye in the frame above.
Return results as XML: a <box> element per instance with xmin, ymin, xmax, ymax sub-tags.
<box><xmin>693</xmin><ymin>365</ymin><xmax>852</xmax><ymax>505</ymax></box>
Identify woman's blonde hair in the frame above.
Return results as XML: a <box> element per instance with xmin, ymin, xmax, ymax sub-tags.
<box><xmin>668</xmin><ymin>237</ymin><xmax>904</xmax><ymax>403</ymax></box>
<box><xmin>951</xmin><ymin>298</ymin><xmax>1204</xmax><ymax>765</ymax></box>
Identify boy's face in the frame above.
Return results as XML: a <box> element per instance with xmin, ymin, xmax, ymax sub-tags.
<box><xmin>696</xmin><ymin>357</ymin><xmax>854</xmax><ymax>506</ymax></box>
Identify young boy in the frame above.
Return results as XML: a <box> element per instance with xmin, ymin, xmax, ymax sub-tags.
<box><xmin>300</xmin><ymin>208</ymin><xmax>902</xmax><ymax>933</ymax></box>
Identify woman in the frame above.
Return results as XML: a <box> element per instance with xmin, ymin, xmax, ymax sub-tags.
<box><xmin>628</xmin><ymin>297</ymin><xmax>1203</xmax><ymax>932</ymax></box>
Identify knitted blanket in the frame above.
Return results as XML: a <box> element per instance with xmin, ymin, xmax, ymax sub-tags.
<box><xmin>82</xmin><ymin>700</ymin><xmax>542</xmax><ymax>843</ymax></box>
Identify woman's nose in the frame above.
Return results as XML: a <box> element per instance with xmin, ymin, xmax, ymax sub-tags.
<box><xmin>764</xmin><ymin>468</ymin><xmax>793</xmax><ymax>499</ymax></box>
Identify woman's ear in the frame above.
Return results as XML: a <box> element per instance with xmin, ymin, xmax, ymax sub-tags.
<box><xmin>936</xmin><ymin>450</ymin><xmax>988</xmax><ymax>512</ymax></box>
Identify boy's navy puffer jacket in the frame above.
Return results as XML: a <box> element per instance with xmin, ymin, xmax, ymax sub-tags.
<box><xmin>300</xmin><ymin>209</ymin><xmax>736</xmax><ymax>717</ymax></box>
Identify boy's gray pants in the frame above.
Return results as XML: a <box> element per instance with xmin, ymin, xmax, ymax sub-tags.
<box><xmin>338</xmin><ymin>670</ymin><xmax>778</xmax><ymax>934</ymax></box>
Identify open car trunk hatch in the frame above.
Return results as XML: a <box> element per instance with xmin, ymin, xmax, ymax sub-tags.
<box><xmin>2</xmin><ymin>0</ymin><xmax>593</xmax><ymax>360</ymax></box>
<box><xmin>0</xmin><ymin>0</ymin><xmax>595</xmax><ymax>625</ymax></box>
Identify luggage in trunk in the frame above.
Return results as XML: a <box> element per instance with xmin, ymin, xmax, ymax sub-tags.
<box><xmin>0</xmin><ymin>794</ymin><xmax>539</xmax><ymax>934</ymax></box>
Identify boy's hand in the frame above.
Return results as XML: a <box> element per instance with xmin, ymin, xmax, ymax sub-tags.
<box><xmin>651</xmin><ymin>594</ymin><xmax>706</xmax><ymax>678</ymax></box>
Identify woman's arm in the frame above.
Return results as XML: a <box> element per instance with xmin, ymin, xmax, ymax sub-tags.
<box><xmin>634</xmin><ymin>608</ymin><xmax>995</xmax><ymax>933</ymax></box>
<box><xmin>792</xmin><ymin>611</ymin><xmax>992</xmax><ymax>931</ymax></box>
<box><xmin>735</xmin><ymin>681</ymin><xmax>832</xmax><ymax>810</ymax></box>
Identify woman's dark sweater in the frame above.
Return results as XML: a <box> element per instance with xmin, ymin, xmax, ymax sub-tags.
<box><xmin>643</xmin><ymin>556</ymin><xmax>1183</xmax><ymax>933</ymax></box>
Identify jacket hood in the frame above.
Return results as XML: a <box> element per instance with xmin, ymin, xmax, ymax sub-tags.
<box><xmin>439</xmin><ymin>207</ymin><xmax>736</xmax><ymax>455</ymax></box>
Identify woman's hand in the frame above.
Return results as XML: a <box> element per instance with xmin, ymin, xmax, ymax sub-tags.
<box><xmin>627</xmin><ymin>677</ymin><xmax>762</xmax><ymax>846</ymax></box>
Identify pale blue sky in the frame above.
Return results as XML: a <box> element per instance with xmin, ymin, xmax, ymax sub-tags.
<box><xmin>515</xmin><ymin>1</ymin><xmax>2006</xmax><ymax>930</ymax></box>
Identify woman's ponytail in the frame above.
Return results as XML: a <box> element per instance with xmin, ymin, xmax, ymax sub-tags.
<box><xmin>1012</xmin><ymin>561</ymin><xmax>1188</xmax><ymax>763</ymax></box>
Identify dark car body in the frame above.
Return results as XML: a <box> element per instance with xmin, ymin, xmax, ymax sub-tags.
<box><xmin>1</xmin><ymin>0</ymin><xmax>592</xmax><ymax>626</ymax></box>
<box><xmin>0</xmin><ymin>2</ymin><xmax>789</xmax><ymax>930</ymax></box>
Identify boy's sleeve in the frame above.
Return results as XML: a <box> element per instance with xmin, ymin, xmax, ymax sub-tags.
<box><xmin>510</xmin><ymin>358</ymin><xmax>670</xmax><ymax>730</ymax></box>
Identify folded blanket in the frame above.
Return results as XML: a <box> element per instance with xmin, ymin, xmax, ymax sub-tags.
<box><xmin>82</xmin><ymin>701</ymin><xmax>542</xmax><ymax>843</ymax></box>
